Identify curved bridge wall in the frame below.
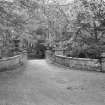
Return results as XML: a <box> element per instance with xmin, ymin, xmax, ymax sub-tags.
<box><xmin>46</xmin><ymin>50</ymin><xmax>105</xmax><ymax>72</ymax></box>
<box><xmin>0</xmin><ymin>52</ymin><xmax>27</xmax><ymax>71</ymax></box>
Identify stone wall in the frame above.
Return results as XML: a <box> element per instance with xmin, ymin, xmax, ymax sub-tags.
<box><xmin>0</xmin><ymin>52</ymin><xmax>27</xmax><ymax>71</ymax></box>
<box><xmin>46</xmin><ymin>50</ymin><xmax>105</xmax><ymax>72</ymax></box>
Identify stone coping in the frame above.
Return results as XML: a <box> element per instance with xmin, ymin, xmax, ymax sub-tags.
<box><xmin>0</xmin><ymin>55</ymin><xmax>21</xmax><ymax>61</ymax></box>
<box><xmin>55</xmin><ymin>55</ymin><xmax>98</xmax><ymax>61</ymax></box>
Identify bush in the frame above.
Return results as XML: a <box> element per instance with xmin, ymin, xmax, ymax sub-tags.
<box><xmin>85</xmin><ymin>46</ymin><xmax>101</xmax><ymax>59</ymax></box>
<box><xmin>69</xmin><ymin>45</ymin><xmax>102</xmax><ymax>59</ymax></box>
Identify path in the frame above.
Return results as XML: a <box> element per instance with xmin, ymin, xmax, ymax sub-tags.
<box><xmin>0</xmin><ymin>60</ymin><xmax>105</xmax><ymax>105</ymax></box>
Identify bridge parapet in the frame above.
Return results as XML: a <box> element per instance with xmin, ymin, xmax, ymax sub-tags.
<box><xmin>46</xmin><ymin>50</ymin><xmax>105</xmax><ymax>72</ymax></box>
<box><xmin>0</xmin><ymin>51</ymin><xmax>27</xmax><ymax>71</ymax></box>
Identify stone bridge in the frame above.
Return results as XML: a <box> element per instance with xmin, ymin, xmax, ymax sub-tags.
<box><xmin>0</xmin><ymin>60</ymin><xmax>105</xmax><ymax>105</ymax></box>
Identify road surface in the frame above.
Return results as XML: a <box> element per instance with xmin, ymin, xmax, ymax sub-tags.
<box><xmin>0</xmin><ymin>60</ymin><xmax>105</xmax><ymax>105</ymax></box>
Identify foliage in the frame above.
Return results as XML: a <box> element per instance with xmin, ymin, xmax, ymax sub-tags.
<box><xmin>40</xmin><ymin>0</ymin><xmax>71</xmax><ymax>48</ymax></box>
<box><xmin>0</xmin><ymin>0</ymin><xmax>26</xmax><ymax>57</ymax></box>
<box><xmin>1</xmin><ymin>0</ymin><xmax>105</xmax><ymax>59</ymax></box>
<box><xmin>41</xmin><ymin>0</ymin><xmax>105</xmax><ymax>59</ymax></box>
<box><xmin>64</xmin><ymin>0</ymin><xmax>105</xmax><ymax>58</ymax></box>
<box><xmin>0</xmin><ymin>0</ymin><xmax>41</xmax><ymax>57</ymax></box>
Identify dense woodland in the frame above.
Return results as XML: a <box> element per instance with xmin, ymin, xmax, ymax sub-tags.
<box><xmin>0</xmin><ymin>0</ymin><xmax>105</xmax><ymax>59</ymax></box>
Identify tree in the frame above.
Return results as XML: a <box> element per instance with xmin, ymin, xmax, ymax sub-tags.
<box><xmin>0</xmin><ymin>0</ymin><xmax>26</xmax><ymax>57</ymax></box>
<box><xmin>0</xmin><ymin>0</ymin><xmax>42</xmax><ymax>57</ymax></box>
<box><xmin>67</xmin><ymin>0</ymin><xmax>105</xmax><ymax>58</ymax></box>
<box><xmin>40</xmin><ymin>0</ymin><xmax>72</xmax><ymax>49</ymax></box>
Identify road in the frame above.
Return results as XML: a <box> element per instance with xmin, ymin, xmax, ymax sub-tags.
<box><xmin>0</xmin><ymin>60</ymin><xmax>105</xmax><ymax>105</ymax></box>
